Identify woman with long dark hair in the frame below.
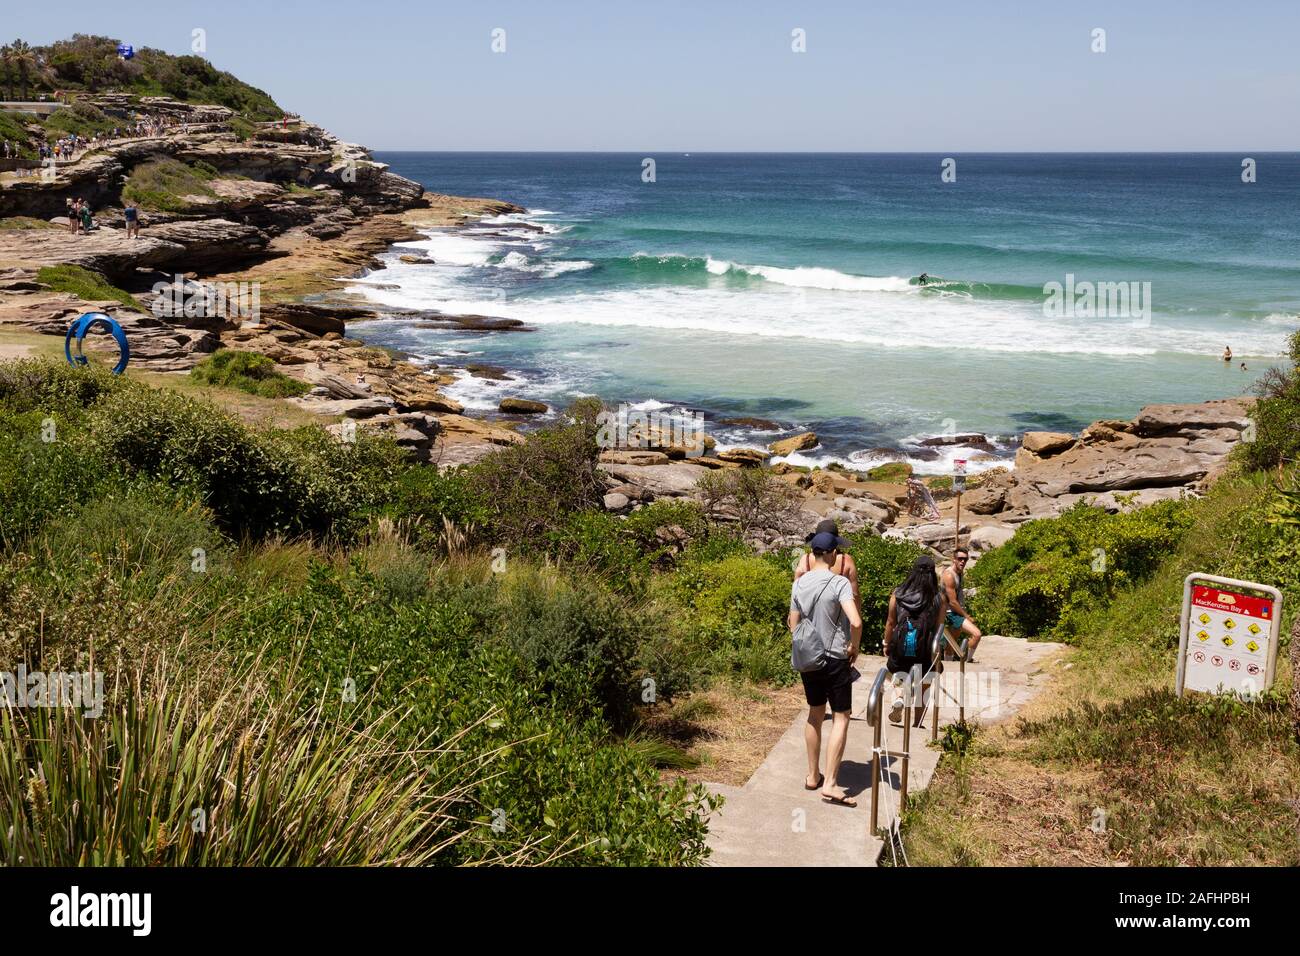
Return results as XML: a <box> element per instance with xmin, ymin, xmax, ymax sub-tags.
<box><xmin>883</xmin><ymin>555</ymin><xmax>948</xmax><ymax>723</ymax></box>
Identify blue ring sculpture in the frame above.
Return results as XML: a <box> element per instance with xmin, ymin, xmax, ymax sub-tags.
<box><xmin>65</xmin><ymin>312</ymin><xmax>130</xmax><ymax>374</ymax></box>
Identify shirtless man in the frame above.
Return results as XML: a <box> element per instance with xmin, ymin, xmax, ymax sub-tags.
<box><xmin>940</xmin><ymin>547</ymin><xmax>982</xmax><ymax>661</ymax></box>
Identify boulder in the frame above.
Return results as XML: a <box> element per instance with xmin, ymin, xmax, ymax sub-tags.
<box><xmin>969</xmin><ymin>525</ymin><xmax>1016</xmax><ymax>552</ymax></box>
<box><xmin>715</xmin><ymin>447</ymin><xmax>771</xmax><ymax>467</ymax></box>
<box><xmin>1132</xmin><ymin>398</ymin><xmax>1254</xmax><ymax>437</ymax></box>
<box><xmin>603</xmin><ymin>492</ymin><xmax>631</xmax><ymax>513</ymax></box>
<box><xmin>499</xmin><ymin>397</ymin><xmax>548</xmax><ymax>414</ymax></box>
<box><xmin>599</xmin><ymin>450</ymin><xmax>670</xmax><ymax>466</ymax></box>
<box><xmin>919</xmin><ymin>433</ymin><xmax>988</xmax><ymax>447</ymax></box>
<box><xmin>769</xmin><ymin>432</ymin><xmax>818</xmax><ymax>456</ymax></box>
<box><xmin>291</xmin><ymin>396</ymin><xmax>395</xmax><ymax>418</ymax></box>
<box><xmin>1021</xmin><ymin>431</ymin><xmax>1075</xmax><ymax>456</ymax></box>
<box><xmin>598</xmin><ymin>462</ymin><xmax>712</xmax><ymax>498</ymax></box>
<box><xmin>436</xmin><ymin>414</ymin><xmax>523</xmax><ymax>446</ymax></box>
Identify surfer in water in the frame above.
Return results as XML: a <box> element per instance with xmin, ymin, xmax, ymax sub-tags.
<box><xmin>917</xmin><ymin>273</ymin><xmax>930</xmax><ymax>286</ymax></box>
<box><xmin>1223</xmin><ymin>345</ymin><xmax>1232</xmax><ymax>362</ymax></box>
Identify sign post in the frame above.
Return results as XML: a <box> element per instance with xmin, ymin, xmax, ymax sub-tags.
<box><xmin>952</xmin><ymin>459</ymin><xmax>967</xmax><ymax>551</ymax></box>
<box><xmin>1176</xmin><ymin>573</ymin><xmax>1283</xmax><ymax>698</ymax></box>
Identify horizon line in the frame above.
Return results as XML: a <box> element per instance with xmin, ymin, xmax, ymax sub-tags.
<box><xmin>369</xmin><ymin>147</ymin><xmax>1300</xmax><ymax>155</ymax></box>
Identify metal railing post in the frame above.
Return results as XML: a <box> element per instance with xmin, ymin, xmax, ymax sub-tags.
<box><xmin>900</xmin><ymin>662</ymin><xmax>921</xmax><ymax>811</ymax></box>
<box><xmin>866</xmin><ymin>667</ymin><xmax>888</xmax><ymax>837</ymax></box>
<box><xmin>958</xmin><ymin>638</ymin><xmax>969</xmax><ymax>722</ymax></box>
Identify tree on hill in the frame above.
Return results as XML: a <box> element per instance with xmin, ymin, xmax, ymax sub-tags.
<box><xmin>5</xmin><ymin>40</ymin><xmax>40</xmax><ymax>101</ymax></box>
<box><xmin>4</xmin><ymin>34</ymin><xmax>283</xmax><ymax>119</ymax></box>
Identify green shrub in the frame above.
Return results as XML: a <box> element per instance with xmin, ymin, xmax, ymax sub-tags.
<box><xmin>0</xmin><ymin>649</ymin><xmax>509</xmax><ymax>865</ymax></box>
<box><xmin>34</xmin><ymin>266</ymin><xmax>145</xmax><ymax>313</ymax></box>
<box><xmin>0</xmin><ymin>410</ymin><xmax>120</xmax><ymax>548</ymax></box>
<box><xmin>189</xmin><ymin>350</ymin><xmax>309</xmax><ymax>398</ymax></box>
<box><xmin>0</xmin><ymin>359</ymin><xmax>127</xmax><ymax>418</ymax></box>
<box><xmin>548</xmin><ymin>510</ymin><xmax>648</xmax><ymax>581</ymax></box>
<box><xmin>674</xmin><ymin>553</ymin><xmax>794</xmax><ymax>683</ymax></box>
<box><xmin>121</xmin><ymin>157</ymin><xmax>219</xmax><ymax>213</ymax></box>
<box><xmin>372</xmin><ymin>464</ymin><xmax>489</xmax><ymax>550</ymax></box>
<box><xmin>36</xmin><ymin>480</ymin><xmax>222</xmax><ymax>589</ymax></box>
<box><xmin>471</xmin><ymin>399</ymin><xmax>605</xmax><ymax>548</ymax></box>
<box><xmin>623</xmin><ymin>499</ymin><xmax>708</xmax><ymax>566</ymax></box>
<box><xmin>969</xmin><ymin>499</ymin><xmax>1194</xmax><ymax>640</ymax></box>
<box><xmin>696</xmin><ymin>466</ymin><xmax>801</xmax><ymax>535</ymax></box>
<box><xmin>86</xmin><ymin>385</ymin><xmax>406</xmax><ymax>541</ymax></box>
<box><xmin>223</xmin><ymin>563</ymin><xmax>717</xmax><ymax>865</ymax></box>
<box><xmin>1241</xmin><ymin>329</ymin><xmax>1300</xmax><ymax>473</ymax></box>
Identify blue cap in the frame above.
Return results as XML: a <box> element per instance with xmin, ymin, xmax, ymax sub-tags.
<box><xmin>810</xmin><ymin>531</ymin><xmax>850</xmax><ymax>552</ymax></box>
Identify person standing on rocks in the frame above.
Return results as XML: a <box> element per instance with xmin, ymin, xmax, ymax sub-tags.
<box><xmin>788</xmin><ymin>530</ymin><xmax>863</xmax><ymax>807</ymax></box>
<box><xmin>940</xmin><ymin>547</ymin><xmax>982</xmax><ymax>662</ymax></box>
<box><xmin>124</xmin><ymin>201</ymin><xmax>140</xmax><ymax>239</ymax></box>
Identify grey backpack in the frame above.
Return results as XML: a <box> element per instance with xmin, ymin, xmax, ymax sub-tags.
<box><xmin>790</xmin><ymin>577</ymin><xmax>839</xmax><ymax>673</ymax></box>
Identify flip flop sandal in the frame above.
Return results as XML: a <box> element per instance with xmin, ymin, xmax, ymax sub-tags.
<box><xmin>822</xmin><ymin>793</ymin><xmax>858</xmax><ymax>807</ymax></box>
<box><xmin>804</xmin><ymin>774</ymin><xmax>825</xmax><ymax>791</ymax></box>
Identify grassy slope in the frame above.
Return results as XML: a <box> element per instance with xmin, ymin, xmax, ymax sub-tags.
<box><xmin>34</xmin><ymin>265</ymin><xmax>146</xmax><ymax>312</ymax></box>
<box><xmin>900</xmin><ymin>474</ymin><xmax>1299</xmax><ymax>866</ymax></box>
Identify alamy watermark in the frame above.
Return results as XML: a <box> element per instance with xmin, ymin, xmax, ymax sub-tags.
<box><xmin>1043</xmin><ymin>273</ymin><xmax>1151</xmax><ymax>324</ymax></box>
<box><xmin>2</xmin><ymin>666</ymin><xmax>104</xmax><ymax>718</ymax></box>
<box><xmin>596</xmin><ymin>403</ymin><xmax>707</xmax><ymax>457</ymax></box>
<box><xmin>151</xmin><ymin>274</ymin><xmax>261</xmax><ymax>326</ymax></box>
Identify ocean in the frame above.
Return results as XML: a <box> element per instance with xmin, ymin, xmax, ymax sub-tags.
<box><xmin>347</xmin><ymin>152</ymin><xmax>1300</xmax><ymax>473</ymax></box>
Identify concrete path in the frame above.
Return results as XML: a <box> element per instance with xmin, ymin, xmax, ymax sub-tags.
<box><xmin>704</xmin><ymin>634</ymin><xmax>1064</xmax><ymax>867</ymax></box>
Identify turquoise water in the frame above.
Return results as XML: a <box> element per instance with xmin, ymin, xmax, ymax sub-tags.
<box><xmin>350</xmin><ymin>153</ymin><xmax>1300</xmax><ymax>471</ymax></box>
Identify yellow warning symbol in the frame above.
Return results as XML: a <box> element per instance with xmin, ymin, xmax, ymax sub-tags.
<box><xmin>1222</xmin><ymin>635</ymin><xmax>1234</xmax><ymax>647</ymax></box>
<box><xmin>1248</xmin><ymin>623</ymin><xmax>1261</xmax><ymax>635</ymax></box>
<box><xmin>1198</xmin><ymin>613</ymin><xmax>1211</xmax><ymax>625</ymax></box>
<box><xmin>1196</xmin><ymin>630</ymin><xmax>1210</xmax><ymax>642</ymax></box>
<box><xmin>1246</xmin><ymin>640</ymin><xmax>1259</xmax><ymax>653</ymax></box>
<box><xmin>1223</xmin><ymin>618</ymin><xmax>1236</xmax><ymax>630</ymax></box>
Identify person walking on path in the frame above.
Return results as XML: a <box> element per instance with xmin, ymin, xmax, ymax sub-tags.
<box><xmin>789</xmin><ymin>529</ymin><xmax>863</xmax><ymax>807</ymax></box>
<box><xmin>884</xmin><ymin>556</ymin><xmax>948</xmax><ymax>724</ymax></box>
<box><xmin>940</xmin><ymin>547</ymin><xmax>982</xmax><ymax>662</ymax></box>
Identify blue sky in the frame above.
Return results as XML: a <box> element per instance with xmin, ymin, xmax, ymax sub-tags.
<box><xmin>8</xmin><ymin>0</ymin><xmax>1299</xmax><ymax>150</ymax></box>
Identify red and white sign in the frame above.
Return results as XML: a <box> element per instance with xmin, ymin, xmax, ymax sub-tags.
<box><xmin>1181</xmin><ymin>580</ymin><xmax>1280</xmax><ymax>697</ymax></box>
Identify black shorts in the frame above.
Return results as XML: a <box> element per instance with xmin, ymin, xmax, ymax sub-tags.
<box><xmin>800</xmin><ymin>656</ymin><xmax>854</xmax><ymax>713</ymax></box>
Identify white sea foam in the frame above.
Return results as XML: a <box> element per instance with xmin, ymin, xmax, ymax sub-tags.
<box><xmin>705</xmin><ymin>257</ymin><xmax>915</xmax><ymax>293</ymax></box>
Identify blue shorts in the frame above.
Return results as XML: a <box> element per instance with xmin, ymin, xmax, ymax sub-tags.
<box><xmin>946</xmin><ymin>611</ymin><xmax>966</xmax><ymax>630</ymax></box>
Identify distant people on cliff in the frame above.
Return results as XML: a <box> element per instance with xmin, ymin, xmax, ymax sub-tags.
<box><xmin>789</xmin><ymin>528</ymin><xmax>862</xmax><ymax>807</ymax></box>
<box><xmin>941</xmin><ymin>547</ymin><xmax>981</xmax><ymax>662</ymax></box>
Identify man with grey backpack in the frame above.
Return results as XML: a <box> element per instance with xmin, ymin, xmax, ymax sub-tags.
<box><xmin>788</xmin><ymin>530</ymin><xmax>863</xmax><ymax>806</ymax></box>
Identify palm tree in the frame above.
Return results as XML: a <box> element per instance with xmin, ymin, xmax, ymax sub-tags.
<box><xmin>9</xmin><ymin>40</ymin><xmax>38</xmax><ymax>101</ymax></box>
<box><xmin>0</xmin><ymin>45</ymin><xmax>14</xmax><ymax>101</ymax></box>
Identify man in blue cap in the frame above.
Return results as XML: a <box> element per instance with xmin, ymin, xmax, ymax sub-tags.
<box><xmin>788</xmin><ymin>529</ymin><xmax>863</xmax><ymax>806</ymax></box>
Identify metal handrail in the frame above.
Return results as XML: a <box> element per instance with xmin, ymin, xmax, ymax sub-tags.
<box><xmin>867</xmin><ymin>666</ymin><xmax>888</xmax><ymax>836</ymax></box>
<box><xmin>869</xmin><ymin>619</ymin><xmax>974</xmax><ymax>837</ymax></box>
